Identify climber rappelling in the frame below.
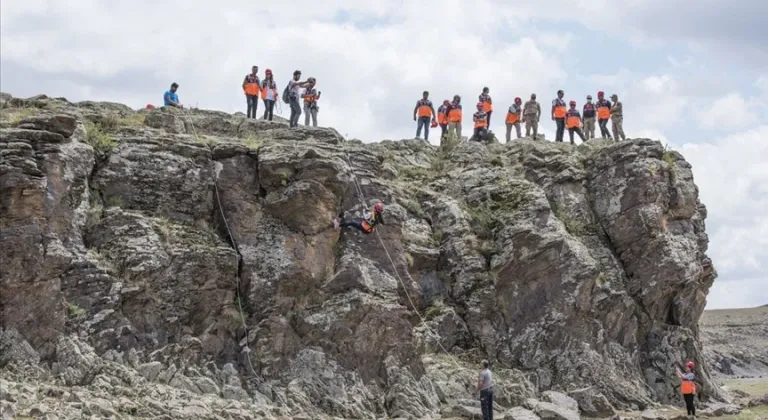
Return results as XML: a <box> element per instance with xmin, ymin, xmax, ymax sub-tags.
<box><xmin>333</xmin><ymin>201</ymin><xmax>385</xmax><ymax>234</ymax></box>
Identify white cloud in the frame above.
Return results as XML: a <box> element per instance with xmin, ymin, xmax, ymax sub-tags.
<box><xmin>694</xmin><ymin>93</ymin><xmax>760</xmax><ymax>130</ymax></box>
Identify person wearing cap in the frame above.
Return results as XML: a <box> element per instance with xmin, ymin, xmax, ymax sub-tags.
<box><xmin>163</xmin><ymin>82</ymin><xmax>182</xmax><ymax>108</ymax></box>
<box><xmin>302</xmin><ymin>77</ymin><xmax>321</xmax><ymax>127</ymax></box>
<box><xmin>551</xmin><ymin>89</ymin><xmax>567</xmax><ymax>142</ymax></box>
<box><xmin>471</xmin><ymin>102</ymin><xmax>489</xmax><ymax>142</ymax></box>
<box><xmin>413</xmin><ymin>91</ymin><xmax>436</xmax><ymax>141</ymax></box>
<box><xmin>505</xmin><ymin>97</ymin><xmax>523</xmax><ymax>142</ymax></box>
<box><xmin>582</xmin><ymin>95</ymin><xmax>596</xmax><ymax>140</ymax></box>
<box><xmin>610</xmin><ymin>94</ymin><xmax>626</xmax><ymax>140</ymax></box>
<box><xmin>675</xmin><ymin>361</ymin><xmax>697</xmax><ymax>419</ymax></box>
<box><xmin>595</xmin><ymin>91</ymin><xmax>613</xmax><ymax>139</ymax></box>
<box><xmin>479</xmin><ymin>87</ymin><xmax>493</xmax><ymax>128</ymax></box>
<box><xmin>261</xmin><ymin>69</ymin><xmax>278</xmax><ymax>121</ymax></box>
<box><xmin>288</xmin><ymin>70</ymin><xmax>312</xmax><ymax>128</ymax></box>
<box><xmin>446</xmin><ymin>95</ymin><xmax>463</xmax><ymax>143</ymax></box>
<box><xmin>476</xmin><ymin>359</ymin><xmax>493</xmax><ymax>420</ymax></box>
<box><xmin>242</xmin><ymin>66</ymin><xmax>261</xmax><ymax>119</ymax></box>
<box><xmin>436</xmin><ymin>99</ymin><xmax>450</xmax><ymax>140</ymax></box>
<box><xmin>523</xmin><ymin>93</ymin><xmax>541</xmax><ymax>139</ymax></box>
<box><xmin>565</xmin><ymin>100</ymin><xmax>586</xmax><ymax>144</ymax></box>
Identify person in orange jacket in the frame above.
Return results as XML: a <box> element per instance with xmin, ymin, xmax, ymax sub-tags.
<box><xmin>565</xmin><ymin>100</ymin><xmax>586</xmax><ymax>144</ymax></box>
<box><xmin>242</xmin><ymin>66</ymin><xmax>261</xmax><ymax>119</ymax></box>
<box><xmin>596</xmin><ymin>91</ymin><xmax>613</xmax><ymax>139</ymax></box>
<box><xmin>479</xmin><ymin>87</ymin><xmax>493</xmax><ymax>129</ymax></box>
<box><xmin>551</xmin><ymin>89</ymin><xmax>567</xmax><ymax>142</ymax></box>
<box><xmin>446</xmin><ymin>95</ymin><xmax>463</xmax><ymax>143</ymax></box>
<box><xmin>437</xmin><ymin>100</ymin><xmax>450</xmax><ymax>140</ymax></box>
<box><xmin>302</xmin><ymin>77</ymin><xmax>321</xmax><ymax>127</ymax></box>
<box><xmin>676</xmin><ymin>361</ymin><xmax>697</xmax><ymax>419</ymax></box>
<box><xmin>261</xmin><ymin>69</ymin><xmax>278</xmax><ymax>121</ymax></box>
<box><xmin>471</xmin><ymin>102</ymin><xmax>488</xmax><ymax>142</ymax></box>
<box><xmin>505</xmin><ymin>97</ymin><xmax>522</xmax><ymax>142</ymax></box>
<box><xmin>413</xmin><ymin>91</ymin><xmax>436</xmax><ymax>141</ymax></box>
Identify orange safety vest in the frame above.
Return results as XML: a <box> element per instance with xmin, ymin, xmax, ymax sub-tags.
<box><xmin>447</xmin><ymin>104</ymin><xmax>462</xmax><ymax>123</ymax></box>
<box><xmin>416</xmin><ymin>99</ymin><xmax>433</xmax><ymax>118</ymax></box>
<box><xmin>473</xmin><ymin>112</ymin><xmax>488</xmax><ymax>128</ymax></box>
<box><xmin>552</xmin><ymin>99</ymin><xmax>566</xmax><ymax>119</ymax></box>
<box><xmin>437</xmin><ymin>105</ymin><xmax>448</xmax><ymax>124</ymax></box>
<box><xmin>681</xmin><ymin>381</ymin><xmax>696</xmax><ymax>395</ymax></box>
<box><xmin>597</xmin><ymin>100</ymin><xmax>611</xmax><ymax>119</ymax></box>
<box><xmin>506</xmin><ymin>112</ymin><xmax>519</xmax><ymax>124</ymax></box>
<box><xmin>260</xmin><ymin>79</ymin><xmax>277</xmax><ymax>99</ymax></box>
<box><xmin>565</xmin><ymin>110</ymin><xmax>581</xmax><ymax>128</ymax></box>
<box><xmin>243</xmin><ymin>74</ymin><xmax>260</xmax><ymax>96</ymax></box>
<box><xmin>303</xmin><ymin>88</ymin><xmax>319</xmax><ymax>104</ymax></box>
<box><xmin>479</xmin><ymin>94</ymin><xmax>493</xmax><ymax>112</ymax></box>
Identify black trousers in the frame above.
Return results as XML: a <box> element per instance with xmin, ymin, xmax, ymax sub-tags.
<box><xmin>246</xmin><ymin>95</ymin><xmax>259</xmax><ymax>119</ymax></box>
<box><xmin>568</xmin><ymin>127</ymin><xmax>586</xmax><ymax>143</ymax></box>
<box><xmin>341</xmin><ymin>217</ymin><xmax>373</xmax><ymax>234</ymax></box>
<box><xmin>486</xmin><ymin>110</ymin><xmax>493</xmax><ymax>128</ymax></box>
<box><xmin>480</xmin><ymin>388</ymin><xmax>493</xmax><ymax>420</ymax></box>
<box><xmin>555</xmin><ymin>118</ymin><xmax>565</xmax><ymax>142</ymax></box>
<box><xmin>472</xmin><ymin>127</ymin><xmax>488</xmax><ymax>141</ymax></box>
<box><xmin>683</xmin><ymin>393</ymin><xmax>695</xmax><ymax>416</ymax></box>
<box><xmin>598</xmin><ymin>118</ymin><xmax>612</xmax><ymax>138</ymax></box>
<box><xmin>263</xmin><ymin>100</ymin><xmax>275</xmax><ymax>121</ymax></box>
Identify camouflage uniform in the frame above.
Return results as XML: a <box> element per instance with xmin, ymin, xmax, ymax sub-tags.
<box><xmin>523</xmin><ymin>99</ymin><xmax>541</xmax><ymax>138</ymax></box>
<box><xmin>610</xmin><ymin>97</ymin><xmax>626</xmax><ymax>141</ymax></box>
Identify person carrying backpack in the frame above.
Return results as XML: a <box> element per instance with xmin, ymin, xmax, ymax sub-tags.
<box><xmin>283</xmin><ymin>70</ymin><xmax>312</xmax><ymax>128</ymax></box>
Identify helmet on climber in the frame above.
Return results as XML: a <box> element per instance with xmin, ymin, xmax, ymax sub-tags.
<box><xmin>374</xmin><ymin>202</ymin><xmax>384</xmax><ymax>213</ymax></box>
<box><xmin>686</xmin><ymin>361</ymin><xmax>695</xmax><ymax>370</ymax></box>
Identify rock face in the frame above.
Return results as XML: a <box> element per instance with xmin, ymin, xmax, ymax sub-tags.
<box><xmin>0</xmin><ymin>93</ymin><xmax>722</xmax><ymax>418</ymax></box>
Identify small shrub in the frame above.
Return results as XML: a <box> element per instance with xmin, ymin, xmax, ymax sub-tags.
<box><xmin>243</xmin><ymin>134</ymin><xmax>262</xmax><ymax>149</ymax></box>
<box><xmin>403</xmin><ymin>199</ymin><xmax>425</xmax><ymax>218</ymax></box>
<box><xmin>405</xmin><ymin>252</ymin><xmax>414</xmax><ymax>267</ymax></box>
<box><xmin>4</xmin><ymin>107</ymin><xmax>38</xmax><ymax>125</ymax></box>
<box><xmin>554</xmin><ymin>207</ymin><xmax>586</xmax><ymax>236</ymax></box>
<box><xmin>84</xmin><ymin>121</ymin><xmax>117</xmax><ymax>159</ymax></box>
<box><xmin>466</xmin><ymin>203</ymin><xmax>496</xmax><ymax>240</ymax></box>
<box><xmin>67</xmin><ymin>302</ymin><xmax>87</xmax><ymax>317</ymax></box>
<box><xmin>396</xmin><ymin>165</ymin><xmax>431</xmax><ymax>180</ymax></box>
<box><xmin>156</xmin><ymin>217</ymin><xmax>171</xmax><ymax>239</ymax></box>
<box><xmin>424</xmin><ymin>297</ymin><xmax>445</xmax><ymax>320</ymax></box>
<box><xmin>594</xmin><ymin>272</ymin><xmax>606</xmax><ymax>287</ymax></box>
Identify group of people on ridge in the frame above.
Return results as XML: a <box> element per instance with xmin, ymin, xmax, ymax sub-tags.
<box><xmin>162</xmin><ymin>66</ymin><xmax>322</xmax><ymax>129</ymax></box>
<box><xmin>413</xmin><ymin>88</ymin><xmax>627</xmax><ymax>145</ymax></box>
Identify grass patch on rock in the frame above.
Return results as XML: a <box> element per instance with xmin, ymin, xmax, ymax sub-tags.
<box><xmin>67</xmin><ymin>302</ymin><xmax>87</xmax><ymax>317</ymax></box>
<box><xmin>84</xmin><ymin>121</ymin><xmax>117</xmax><ymax>159</ymax></box>
<box><xmin>2</xmin><ymin>107</ymin><xmax>39</xmax><ymax>125</ymax></box>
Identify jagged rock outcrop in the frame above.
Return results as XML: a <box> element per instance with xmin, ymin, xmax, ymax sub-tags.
<box><xmin>0</xmin><ymin>93</ymin><xmax>722</xmax><ymax>419</ymax></box>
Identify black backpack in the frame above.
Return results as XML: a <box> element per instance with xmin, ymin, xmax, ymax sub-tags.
<box><xmin>282</xmin><ymin>82</ymin><xmax>291</xmax><ymax>104</ymax></box>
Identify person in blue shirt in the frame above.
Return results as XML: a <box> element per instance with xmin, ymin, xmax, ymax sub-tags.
<box><xmin>163</xmin><ymin>83</ymin><xmax>182</xmax><ymax>108</ymax></box>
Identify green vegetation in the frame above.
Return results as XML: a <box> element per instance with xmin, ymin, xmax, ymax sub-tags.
<box><xmin>396</xmin><ymin>165</ymin><xmax>431</xmax><ymax>180</ymax></box>
<box><xmin>2</xmin><ymin>107</ymin><xmax>38</xmax><ymax>125</ymax></box>
<box><xmin>554</xmin><ymin>207</ymin><xmax>587</xmax><ymax>236</ymax></box>
<box><xmin>67</xmin><ymin>302</ymin><xmax>86</xmax><ymax>317</ymax></box>
<box><xmin>424</xmin><ymin>297</ymin><xmax>445</xmax><ymax>320</ymax></box>
<box><xmin>401</xmin><ymin>198</ymin><xmax>425</xmax><ymax>218</ymax></box>
<box><xmin>156</xmin><ymin>217</ymin><xmax>172</xmax><ymax>239</ymax></box>
<box><xmin>96</xmin><ymin>113</ymin><xmax>146</xmax><ymax>131</ymax></box>
<box><xmin>405</xmin><ymin>252</ymin><xmax>414</xmax><ymax>267</ymax></box>
<box><xmin>84</xmin><ymin>121</ymin><xmax>117</xmax><ymax>160</ymax></box>
<box><xmin>243</xmin><ymin>133</ymin><xmax>263</xmax><ymax>149</ymax></box>
<box><xmin>195</xmin><ymin>134</ymin><xmax>219</xmax><ymax>145</ymax></box>
<box><xmin>721</xmin><ymin>378</ymin><xmax>768</xmax><ymax>398</ymax></box>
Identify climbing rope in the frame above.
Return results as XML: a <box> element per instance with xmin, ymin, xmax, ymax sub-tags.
<box><xmin>180</xmin><ymin>108</ymin><xmax>288</xmax><ymax>407</ymax></box>
<box><xmin>343</xmin><ymin>152</ymin><xmax>462</xmax><ymax>370</ymax></box>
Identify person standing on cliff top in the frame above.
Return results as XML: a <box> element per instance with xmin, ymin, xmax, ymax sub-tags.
<box><xmin>552</xmin><ymin>89</ymin><xmax>567</xmax><ymax>142</ymax></box>
<box><xmin>414</xmin><ymin>91</ymin><xmax>436</xmax><ymax>141</ymax></box>
<box><xmin>242</xmin><ymin>66</ymin><xmax>260</xmax><ymax>119</ymax></box>
<box><xmin>477</xmin><ymin>360</ymin><xmax>494</xmax><ymax>420</ymax></box>
<box><xmin>523</xmin><ymin>93</ymin><xmax>541</xmax><ymax>139</ymax></box>
<box><xmin>610</xmin><ymin>94</ymin><xmax>627</xmax><ymax>141</ymax></box>
<box><xmin>302</xmin><ymin>77</ymin><xmax>321</xmax><ymax>127</ymax></box>
<box><xmin>676</xmin><ymin>361</ymin><xmax>697</xmax><ymax>419</ymax></box>
<box><xmin>479</xmin><ymin>87</ymin><xmax>493</xmax><ymax>128</ymax></box>
<box><xmin>286</xmin><ymin>70</ymin><xmax>312</xmax><ymax>128</ymax></box>
<box><xmin>261</xmin><ymin>69</ymin><xmax>278</xmax><ymax>121</ymax></box>
<box><xmin>163</xmin><ymin>83</ymin><xmax>182</xmax><ymax>108</ymax></box>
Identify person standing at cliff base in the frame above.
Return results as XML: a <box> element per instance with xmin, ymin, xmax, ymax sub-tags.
<box><xmin>552</xmin><ymin>89</ymin><xmax>567</xmax><ymax>142</ymax></box>
<box><xmin>243</xmin><ymin>66</ymin><xmax>260</xmax><ymax>119</ymax></box>
<box><xmin>261</xmin><ymin>69</ymin><xmax>278</xmax><ymax>121</ymax></box>
<box><xmin>163</xmin><ymin>83</ymin><xmax>182</xmax><ymax>108</ymax></box>
<box><xmin>610</xmin><ymin>94</ymin><xmax>627</xmax><ymax>140</ymax></box>
<box><xmin>505</xmin><ymin>97</ymin><xmax>522</xmax><ymax>142</ymax></box>
<box><xmin>676</xmin><ymin>361</ymin><xmax>697</xmax><ymax>419</ymax></box>
<box><xmin>477</xmin><ymin>360</ymin><xmax>493</xmax><ymax>420</ymax></box>
<box><xmin>582</xmin><ymin>95</ymin><xmax>596</xmax><ymax>140</ymax></box>
<box><xmin>414</xmin><ymin>91</ymin><xmax>436</xmax><ymax>141</ymax></box>
<box><xmin>302</xmin><ymin>77</ymin><xmax>321</xmax><ymax>127</ymax></box>
<box><xmin>523</xmin><ymin>93</ymin><xmax>541</xmax><ymax>139</ymax></box>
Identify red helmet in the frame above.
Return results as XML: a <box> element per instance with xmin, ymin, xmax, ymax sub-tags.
<box><xmin>597</xmin><ymin>91</ymin><xmax>604</xmax><ymax>97</ymax></box>
<box><xmin>569</xmin><ymin>100</ymin><xmax>576</xmax><ymax>106</ymax></box>
<box><xmin>476</xmin><ymin>102</ymin><xmax>484</xmax><ymax>108</ymax></box>
<box><xmin>515</xmin><ymin>97</ymin><xmax>522</xmax><ymax>103</ymax></box>
<box><xmin>265</xmin><ymin>68</ymin><xmax>272</xmax><ymax>74</ymax></box>
<box><xmin>686</xmin><ymin>361</ymin><xmax>695</xmax><ymax>369</ymax></box>
<box><xmin>374</xmin><ymin>202</ymin><xmax>384</xmax><ymax>212</ymax></box>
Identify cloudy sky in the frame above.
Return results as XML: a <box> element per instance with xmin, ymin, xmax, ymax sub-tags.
<box><xmin>1</xmin><ymin>0</ymin><xmax>765</xmax><ymax>309</ymax></box>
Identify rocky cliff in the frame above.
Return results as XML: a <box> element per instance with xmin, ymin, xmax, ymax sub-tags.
<box><xmin>0</xmin><ymin>93</ymin><xmax>724</xmax><ymax>419</ymax></box>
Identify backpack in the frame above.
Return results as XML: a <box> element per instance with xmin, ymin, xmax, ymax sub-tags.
<box><xmin>282</xmin><ymin>82</ymin><xmax>291</xmax><ymax>104</ymax></box>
